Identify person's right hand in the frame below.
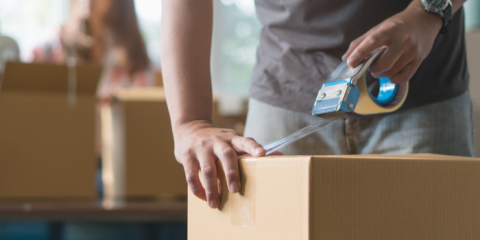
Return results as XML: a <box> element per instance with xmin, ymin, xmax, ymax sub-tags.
<box><xmin>174</xmin><ymin>120</ymin><xmax>266</xmax><ymax>209</ymax></box>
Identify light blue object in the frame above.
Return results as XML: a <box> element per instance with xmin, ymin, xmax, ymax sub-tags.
<box><xmin>323</xmin><ymin>79</ymin><xmax>349</xmax><ymax>87</ymax></box>
<box><xmin>369</xmin><ymin>77</ymin><xmax>398</xmax><ymax>106</ymax></box>
<box><xmin>339</xmin><ymin>84</ymin><xmax>360</xmax><ymax>112</ymax></box>
<box><xmin>465</xmin><ymin>0</ymin><xmax>480</xmax><ymax>31</ymax></box>
<box><xmin>312</xmin><ymin>97</ymin><xmax>342</xmax><ymax>114</ymax></box>
<box><xmin>312</xmin><ymin>77</ymin><xmax>398</xmax><ymax>116</ymax></box>
<box><xmin>311</xmin><ymin>79</ymin><xmax>360</xmax><ymax>116</ymax></box>
<box><xmin>312</xmin><ymin>48</ymin><xmax>404</xmax><ymax>117</ymax></box>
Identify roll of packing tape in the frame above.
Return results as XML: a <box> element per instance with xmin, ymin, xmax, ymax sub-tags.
<box><xmin>354</xmin><ymin>73</ymin><xmax>409</xmax><ymax>115</ymax></box>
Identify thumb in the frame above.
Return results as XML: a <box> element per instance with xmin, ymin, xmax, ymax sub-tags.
<box><xmin>231</xmin><ymin>136</ymin><xmax>266</xmax><ymax>157</ymax></box>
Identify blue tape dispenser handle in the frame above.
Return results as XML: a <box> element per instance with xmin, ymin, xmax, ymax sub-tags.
<box><xmin>312</xmin><ymin>48</ymin><xmax>409</xmax><ymax>117</ymax></box>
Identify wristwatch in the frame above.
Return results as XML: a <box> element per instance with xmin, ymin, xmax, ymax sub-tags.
<box><xmin>421</xmin><ymin>0</ymin><xmax>453</xmax><ymax>34</ymax></box>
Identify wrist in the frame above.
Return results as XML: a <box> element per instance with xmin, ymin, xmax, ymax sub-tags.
<box><xmin>406</xmin><ymin>1</ymin><xmax>443</xmax><ymax>33</ymax></box>
<box><xmin>173</xmin><ymin>119</ymin><xmax>215</xmax><ymax>135</ymax></box>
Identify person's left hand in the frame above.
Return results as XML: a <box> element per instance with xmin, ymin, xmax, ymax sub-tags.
<box><xmin>342</xmin><ymin>3</ymin><xmax>443</xmax><ymax>84</ymax></box>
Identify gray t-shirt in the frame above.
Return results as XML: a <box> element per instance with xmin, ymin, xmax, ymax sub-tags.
<box><xmin>249</xmin><ymin>0</ymin><xmax>468</xmax><ymax>113</ymax></box>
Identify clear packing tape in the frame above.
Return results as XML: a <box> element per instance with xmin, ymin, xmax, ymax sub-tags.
<box><xmin>263</xmin><ymin>113</ymin><xmax>346</xmax><ymax>155</ymax></box>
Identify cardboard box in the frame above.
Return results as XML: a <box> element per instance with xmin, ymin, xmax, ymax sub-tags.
<box><xmin>0</xmin><ymin>62</ymin><xmax>102</xmax><ymax>200</ymax></box>
<box><xmin>102</xmin><ymin>87</ymin><xmax>222</xmax><ymax>203</ymax></box>
<box><xmin>189</xmin><ymin>154</ymin><xmax>480</xmax><ymax>240</ymax></box>
<box><xmin>102</xmin><ymin>87</ymin><xmax>186</xmax><ymax>203</ymax></box>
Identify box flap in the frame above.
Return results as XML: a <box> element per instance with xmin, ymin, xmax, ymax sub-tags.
<box><xmin>0</xmin><ymin>62</ymin><xmax>102</xmax><ymax>95</ymax></box>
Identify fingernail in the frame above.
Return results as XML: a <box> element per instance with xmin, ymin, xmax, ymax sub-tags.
<box><xmin>230</xmin><ymin>181</ymin><xmax>240</xmax><ymax>193</ymax></box>
<box><xmin>209</xmin><ymin>199</ymin><xmax>218</xmax><ymax>208</ymax></box>
<box><xmin>255</xmin><ymin>147</ymin><xmax>264</xmax><ymax>155</ymax></box>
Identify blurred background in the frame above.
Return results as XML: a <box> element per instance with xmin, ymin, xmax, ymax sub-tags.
<box><xmin>0</xmin><ymin>0</ymin><xmax>479</xmax><ymax>239</ymax></box>
<box><xmin>1</xmin><ymin>0</ymin><xmax>480</xmax><ymax>112</ymax></box>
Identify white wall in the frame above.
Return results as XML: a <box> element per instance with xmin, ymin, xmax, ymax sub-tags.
<box><xmin>0</xmin><ymin>0</ymin><xmax>70</xmax><ymax>61</ymax></box>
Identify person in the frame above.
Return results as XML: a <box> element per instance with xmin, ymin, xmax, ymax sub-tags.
<box><xmin>32</xmin><ymin>0</ymin><xmax>155</xmax><ymax>197</ymax></box>
<box><xmin>31</xmin><ymin>0</ymin><xmax>155</xmax><ymax>102</ymax></box>
<box><xmin>161</xmin><ymin>0</ymin><xmax>472</xmax><ymax>209</ymax></box>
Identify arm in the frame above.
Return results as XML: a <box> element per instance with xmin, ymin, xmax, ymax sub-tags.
<box><xmin>161</xmin><ymin>0</ymin><xmax>266</xmax><ymax>209</ymax></box>
<box><xmin>343</xmin><ymin>0</ymin><xmax>467</xmax><ymax>83</ymax></box>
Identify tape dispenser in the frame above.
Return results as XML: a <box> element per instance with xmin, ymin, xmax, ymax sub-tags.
<box><xmin>312</xmin><ymin>48</ymin><xmax>409</xmax><ymax>118</ymax></box>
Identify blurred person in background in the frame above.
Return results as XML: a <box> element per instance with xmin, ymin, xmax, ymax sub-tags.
<box><xmin>31</xmin><ymin>0</ymin><xmax>155</xmax><ymax>197</ymax></box>
<box><xmin>31</xmin><ymin>0</ymin><xmax>155</xmax><ymax>102</ymax></box>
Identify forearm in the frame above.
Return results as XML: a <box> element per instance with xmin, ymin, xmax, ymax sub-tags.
<box><xmin>161</xmin><ymin>0</ymin><xmax>214</xmax><ymax>132</ymax></box>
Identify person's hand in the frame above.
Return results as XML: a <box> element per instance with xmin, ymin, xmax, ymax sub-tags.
<box><xmin>174</xmin><ymin>120</ymin><xmax>267</xmax><ymax>209</ymax></box>
<box><xmin>342</xmin><ymin>3</ymin><xmax>443</xmax><ymax>84</ymax></box>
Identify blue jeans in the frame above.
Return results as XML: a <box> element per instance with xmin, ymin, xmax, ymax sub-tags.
<box><xmin>244</xmin><ymin>91</ymin><xmax>475</xmax><ymax>157</ymax></box>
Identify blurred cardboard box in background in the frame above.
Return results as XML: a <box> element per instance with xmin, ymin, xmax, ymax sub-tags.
<box><xmin>0</xmin><ymin>62</ymin><xmax>101</xmax><ymax>201</ymax></box>
<box><xmin>102</xmin><ymin>87</ymin><xmax>221</xmax><ymax>203</ymax></box>
<box><xmin>189</xmin><ymin>154</ymin><xmax>480</xmax><ymax>240</ymax></box>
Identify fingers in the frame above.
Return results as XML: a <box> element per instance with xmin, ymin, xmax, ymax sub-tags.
<box><xmin>389</xmin><ymin>62</ymin><xmax>418</xmax><ymax>84</ymax></box>
<box><xmin>343</xmin><ymin>24</ymin><xmax>382</xmax><ymax>61</ymax></box>
<box><xmin>213</xmin><ymin>141</ymin><xmax>241</xmax><ymax>193</ymax></box>
<box><xmin>368</xmin><ymin>45</ymin><xmax>403</xmax><ymax>75</ymax></box>
<box><xmin>182</xmin><ymin>157</ymin><xmax>206</xmax><ymax>201</ymax></box>
<box><xmin>176</xmin><ymin>125</ymin><xmax>267</xmax><ymax>209</ymax></box>
<box><xmin>370</xmin><ymin>54</ymin><xmax>411</xmax><ymax>79</ymax></box>
<box><xmin>197</xmin><ymin>151</ymin><xmax>220</xmax><ymax>209</ymax></box>
<box><xmin>344</xmin><ymin>27</ymin><xmax>417</xmax><ymax>83</ymax></box>
<box><xmin>342</xmin><ymin>37</ymin><xmax>364</xmax><ymax>61</ymax></box>
<box><xmin>347</xmin><ymin>33</ymin><xmax>390</xmax><ymax>67</ymax></box>
<box><xmin>231</xmin><ymin>136</ymin><xmax>265</xmax><ymax>157</ymax></box>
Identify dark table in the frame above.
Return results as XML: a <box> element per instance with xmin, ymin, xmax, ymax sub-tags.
<box><xmin>0</xmin><ymin>201</ymin><xmax>187</xmax><ymax>222</ymax></box>
<box><xmin>0</xmin><ymin>201</ymin><xmax>188</xmax><ymax>240</ymax></box>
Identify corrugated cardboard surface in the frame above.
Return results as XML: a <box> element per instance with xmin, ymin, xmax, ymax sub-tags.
<box><xmin>122</xmin><ymin>98</ymin><xmax>187</xmax><ymax>199</ymax></box>
<box><xmin>189</xmin><ymin>156</ymin><xmax>311</xmax><ymax>240</ymax></box>
<box><xmin>189</xmin><ymin>154</ymin><xmax>480</xmax><ymax>240</ymax></box>
<box><xmin>0</xmin><ymin>62</ymin><xmax>101</xmax><ymax>200</ymax></box>
<box><xmin>105</xmin><ymin>88</ymin><xmax>187</xmax><ymax>200</ymax></box>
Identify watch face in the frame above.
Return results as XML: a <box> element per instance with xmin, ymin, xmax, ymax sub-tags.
<box><xmin>422</xmin><ymin>0</ymin><xmax>448</xmax><ymax>9</ymax></box>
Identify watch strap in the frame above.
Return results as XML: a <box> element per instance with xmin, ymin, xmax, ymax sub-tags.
<box><xmin>439</xmin><ymin>3</ymin><xmax>452</xmax><ymax>34</ymax></box>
